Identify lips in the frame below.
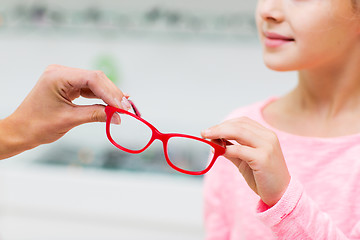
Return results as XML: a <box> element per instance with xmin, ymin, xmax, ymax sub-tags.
<box><xmin>265</xmin><ymin>32</ymin><xmax>294</xmax><ymax>41</ymax></box>
<box><xmin>263</xmin><ymin>32</ymin><xmax>295</xmax><ymax>47</ymax></box>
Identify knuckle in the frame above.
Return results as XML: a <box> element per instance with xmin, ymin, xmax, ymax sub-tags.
<box><xmin>90</xmin><ymin>109</ymin><xmax>106</xmax><ymax>122</ymax></box>
<box><xmin>236</xmin><ymin>125</ymin><xmax>246</xmax><ymax>135</ymax></box>
<box><xmin>261</xmin><ymin>143</ymin><xmax>276</xmax><ymax>161</ymax></box>
<box><xmin>258</xmin><ymin>150</ymin><xmax>270</xmax><ymax>162</ymax></box>
<box><xmin>265</xmin><ymin>143</ymin><xmax>275</xmax><ymax>154</ymax></box>
<box><xmin>91</xmin><ymin>110</ymin><xmax>101</xmax><ymax>122</ymax></box>
<box><xmin>240</xmin><ymin>116</ymin><xmax>251</xmax><ymax>122</ymax></box>
<box><xmin>95</xmin><ymin>70</ymin><xmax>106</xmax><ymax>79</ymax></box>
<box><xmin>43</xmin><ymin>65</ymin><xmax>57</xmax><ymax>76</ymax></box>
<box><xmin>238</xmin><ymin>116</ymin><xmax>253</xmax><ymax>125</ymax></box>
<box><xmin>85</xmin><ymin>71</ymin><xmax>99</xmax><ymax>85</ymax></box>
<box><xmin>88</xmin><ymin>70</ymin><xmax>106</xmax><ymax>85</ymax></box>
<box><xmin>227</xmin><ymin>118</ymin><xmax>244</xmax><ymax>128</ymax></box>
<box><xmin>267</xmin><ymin>131</ymin><xmax>279</xmax><ymax>143</ymax></box>
<box><xmin>41</xmin><ymin>64</ymin><xmax>62</xmax><ymax>83</ymax></box>
<box><xmin>234</xmin><ymin>117</ymin><xmax>252</xmax><ymax>129</ymax></box>
<box><xmin>90</xmin><ymin>111</ymin><xmax>100</xmax><ymax>122</ymax></box>
<box><xmin>45</xmin><ymin>64</ymin><xmax>61</xmax><ymax>71</ymax></box>
<box><xmin>233</xmin><ymin>116</ymin><xmax>247</xmax><ymax>124</ymax></box>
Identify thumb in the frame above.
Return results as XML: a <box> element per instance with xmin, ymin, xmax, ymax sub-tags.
<box><xmin>73</xmin><ymin>104</ymin><xmax>108</xmax><ymax>125</ymax></box>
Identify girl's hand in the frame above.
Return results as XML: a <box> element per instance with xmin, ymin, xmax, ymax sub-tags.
<box><xmin>201</xmin><ymin>117</ymin><xmax>291</xmax><ymax>207</ymax></box>
<box><xmin>0</xmin><ymin>64</ymin><xmax>129</xmax><ymax>159</ymax></box>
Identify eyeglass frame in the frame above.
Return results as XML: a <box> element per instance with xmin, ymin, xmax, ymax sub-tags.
<box><xmin>105</xmin><ymin>101</ymin><xmax>227</xmax><ymax>175</ymax></box>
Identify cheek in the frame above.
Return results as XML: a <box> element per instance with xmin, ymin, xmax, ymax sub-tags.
<box><xmin>288</xmin><ymin>12</ymin><xmax>343</xmax><ymax>55</ymax></box>
<box><xmin>284</xmin><ymin>0</ymin><xmax>337</xmax><ymax>37</ymax></box>
<box><xmin>293</xmin><ymin>16</ymin><xmax>353</xmax><ymax>59</ymax></box>
<box><xmin>261</xmin><ymin>31</ymin><xmax>334</xmax><ymax>72</ymax></box>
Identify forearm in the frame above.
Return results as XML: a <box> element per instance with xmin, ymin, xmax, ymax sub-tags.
<box><xmin>0</xmin><ymin>115</ymin><xmax>37</xmax><ymax>160</ymax></box>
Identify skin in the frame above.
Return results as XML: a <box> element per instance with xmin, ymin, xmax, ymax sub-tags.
<box><xmin>202</xmin><ymin>0</ymin><xmax>360</xmax><ymax>207</ymax></box>
<box><xmin>0</xmin><ymin>64</ymin><xmax>129</xmax><ymax>160</ymax></box>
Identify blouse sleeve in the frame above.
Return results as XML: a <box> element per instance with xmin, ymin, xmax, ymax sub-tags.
<box><xmin>256</xmin><ymin>177</ymin><xmax>353</xmax><ymax>239</ymax></box>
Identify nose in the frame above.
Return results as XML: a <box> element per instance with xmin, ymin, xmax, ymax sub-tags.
<box><xmin>257</xmin><ymin>0</ymin><xmax>284</xmax><ymax>23</ymax></box>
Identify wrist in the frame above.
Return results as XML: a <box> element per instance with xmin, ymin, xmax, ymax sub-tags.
<box><xmin>0</xmin><ymin>115</ymin><xmax>38</xmax><ymax>159</ymax></box>
<box><xmin>257</xmin><ymin>177</ymin><xmax>303</xmax><ymax>227</ymax></box>
<box><xmin>262</xmin><ymin>174</ymin><xmax>291</xmax><ymax>207</ymax></box>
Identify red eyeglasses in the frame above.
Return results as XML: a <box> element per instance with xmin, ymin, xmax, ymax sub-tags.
<box><xmin>105</xmin><ymin>100</ymin><xmax>226</xmax><ymax>175</ymax></box>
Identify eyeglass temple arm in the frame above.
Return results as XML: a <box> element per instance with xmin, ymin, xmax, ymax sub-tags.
<box><xmin>211</xmin><ymin>138</ymin><xmax>233</xmax><ymax>148</ymax></box>
<box><xmin>128</xmin><ymin>99</ymin><xmax>141</xmax><ymax>117</ymax></box>
<box><xmin>222</xmin><ymin>138</ymin><xmax>232</xmax><ymax>147</ymax></box>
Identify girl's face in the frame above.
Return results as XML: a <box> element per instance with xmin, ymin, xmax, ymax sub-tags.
<box><xmin>256</xmin><ymin>0</ymin><xmax>360</xmax><ymax>71</ymax></box>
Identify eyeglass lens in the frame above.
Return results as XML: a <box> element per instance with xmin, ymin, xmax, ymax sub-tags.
<box><xmin>166</xmin><ymin>136</ymin><xmax>214</xmax><ymax>172</ymax></box>
<box><xmin>109</xmin><ymin>111</ymin><xmax>213</xmax><ymax>172</ymax></box>
<box><xmin>110</xmin><ymin>112</ymin><xmax>152</xmax><ymax>151</ymax></box>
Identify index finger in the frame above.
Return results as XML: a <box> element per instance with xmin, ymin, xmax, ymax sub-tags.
<box><xmin>201</xmin><ymin>118</ymin><xmax>268</xmax><ymax>148</ymax></box>
<box><xmin>45</xmin><ymin>64</ymin><xmax>126</xmax><ymax>109</ymax></box>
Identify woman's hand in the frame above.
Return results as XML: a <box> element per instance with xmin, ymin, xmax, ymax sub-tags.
<box><xmin>201</xmin><ymin>117</ymin><xmax>291</xmax><ymax>207</ymax></box>
<box><xmin>0</xmin><ymin>64</ymin><xmax>130</xmax><ymax>159</ymax></box>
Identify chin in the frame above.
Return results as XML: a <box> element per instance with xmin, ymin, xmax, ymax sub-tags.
<box><xmin>263</xmin><ymin>54</ymin><xmax>300</xmax><ymax>72</ymax></box>
<box><xmin>264</xmin><ymin>61</ymin><xmax>298</xmax><ymax>72</ymax></box>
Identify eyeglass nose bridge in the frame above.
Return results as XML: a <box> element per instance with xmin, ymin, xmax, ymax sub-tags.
<box><xmin>105</xmin><ymin>105</ymin><xmax>226</xmax><ymax>175</ymax></box>
<box><xmin>147</xmin><ymin>129</ymin><xmax>171</xmax><ymax>154</ymax></box>
<box><xmin>152</xmin><ymin>132</ymin><xmax>179</xmax><ymax>171</ymax></box>
<box><xmin>129</xmin><ymin>126</ymin><xmax>169</xmax><ymax>154</ymax></box>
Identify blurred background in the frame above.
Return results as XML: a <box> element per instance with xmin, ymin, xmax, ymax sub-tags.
<box><xmin>0</xmin><ymin>0</ymin><xmax>297</xmax><ymax>239</ymax></box>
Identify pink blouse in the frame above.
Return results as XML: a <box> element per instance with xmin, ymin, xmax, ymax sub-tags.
<box><xmin>204</xmin><ymin>97</ymin><xmax>360</xmax><ymax>239</ymax></box>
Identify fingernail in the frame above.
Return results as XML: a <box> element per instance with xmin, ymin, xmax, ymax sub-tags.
<box><xmin>110</xmin><ymin>115</ymin><xmax>121</xmax><ymax>125</ymax></box>
<box><xmin>121</xmin><ymin>96</ymin><xmax>131</xmax><ymax>110</ymax></box>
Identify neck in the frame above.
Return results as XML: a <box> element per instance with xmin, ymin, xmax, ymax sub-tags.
<box><xmin>289</xmin><ymin>46</ymin><xmax>360</xmax><ymax>119</ymax></box>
